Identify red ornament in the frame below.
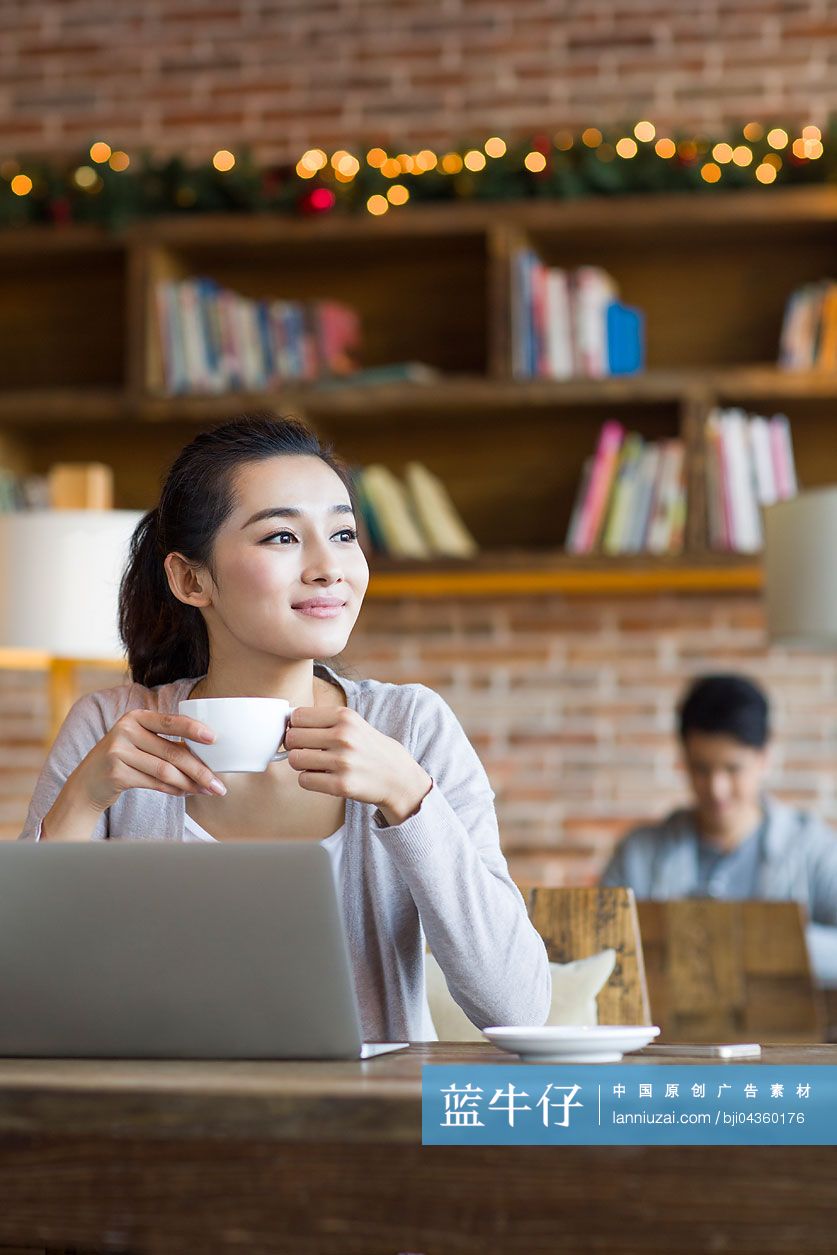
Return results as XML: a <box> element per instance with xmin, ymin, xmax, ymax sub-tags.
<box><xmin>299</xmin><ymin>186</ymin><xmax>336</xmax><ymax>215</ymax></box>
<box><xmin>534</xmin><ymin>133</ymin><xmax>551</xmax><ymax>155</ymax></box>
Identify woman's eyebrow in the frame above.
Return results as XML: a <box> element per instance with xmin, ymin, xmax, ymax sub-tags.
<box><xmin>241</xmin><ymin>504</ymin><xmax>355</xmax><ymax>529</ymax></box>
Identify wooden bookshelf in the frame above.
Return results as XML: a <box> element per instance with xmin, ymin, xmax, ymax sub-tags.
<box><xmin>2</xmin><ymin>187</ymin><xmax>837</xmax><ymax>597</ymax></box>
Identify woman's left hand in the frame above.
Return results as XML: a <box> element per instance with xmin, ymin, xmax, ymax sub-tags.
<box><xmin>284</xmin><ymin>707</ymin><xmax>433</xmax><ymax>826</ymax></box>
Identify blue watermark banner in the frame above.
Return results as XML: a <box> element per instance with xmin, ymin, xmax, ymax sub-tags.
<box><xmin>422</xmin><ymin>1065</ymin><xmax>837</xmax><ymax>1145</ymax></box>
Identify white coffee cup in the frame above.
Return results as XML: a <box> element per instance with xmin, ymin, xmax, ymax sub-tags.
<box><xmin>178</xmin><ymin>697</ymin><xmax>297</xmax><ymax>774</ymax></box>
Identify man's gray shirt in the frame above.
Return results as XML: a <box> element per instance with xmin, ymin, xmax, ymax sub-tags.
<box><xmin>601</xmin><ymin>797</ymin><xmax>837</xmax><ymax>986</ymax></box>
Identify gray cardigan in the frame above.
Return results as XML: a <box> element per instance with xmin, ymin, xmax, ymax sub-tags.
<box><xmin>18</xmin><ymin>662</ymin><xmax>552</xmax><ymax>1041</ymax></box>
<box><xmin>601</xmin><ymin>797</ymin><xmax>837</xmax><ymax>986</ymax></box>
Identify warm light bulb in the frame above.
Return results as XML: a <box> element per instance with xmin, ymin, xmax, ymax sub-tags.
<box><xmin>296</xmin><ymin>160</ymin><xmax>316</xmax><ymax>179</ymax></box>
<box><xmin>700</xmin><ymin>162</ymin><xmax>722</xmax><ymax>183</ymax></box>
<box><xmin>366</xmin><ymin>147</ymin><xmax>387</xmax><ymax>168</ymax></box>
<box><xmin>524</xmin><ymin>150</ymin><xmax>547</xmax><ymax>172</ymax></box>
<box><xmin>441</xmin><ymin>152</ymin><xmax>463</xmax><ymax>174</ymax></box>
<box><xmin>109</xmin><ymin>151</ymin><xmax>130</xmax><ymax>171</ymax></box>
<box><xmin>90</xmin><ymin>141</ymin><xmax>111</xmax><ymax>164</ymax></box>
<box><xmin>464</xmin><ymin>149</ymin><xmax>486</xmax><ymax>171</ymax></box>
<box><xmin>330</xmin><ymin>150</ymin><xmax>350</xmax><ymax>169</ymax></box>
<box><xmin>74</xmin><ymin>165</ymin><xmax>98</xmax><ymax>188</ymax></box>
<box><xmin>731</xmin><ymin>145</ymin><xmax>753</xmax><ymax>167</ymax></box>
<box><xmin>554</xmin><ymin>130</ymin><xmax>574</xmax><ymax>151</ymax></box>
<box><xmin>712</xmin><ymin>143</ymin><xmax>733</xmax><ymax>164</ymax></box>
<box><xmin>10</xmin><ymin>174</ymin><xmax>32</xmax><ymax>196</ymax></box>
<box><xmin>484</xmin><ymin>136</ymin><xmax>506</xmax><ymax>158</ymax></box>
<box><xmin>416</xmin><ymin>149</ymin><xmax>438</xmax><ymax>170</ymax></box>
<box><xmin>743</xmin><ymin>122</ymin><xmax>764</xmax><ymax>141</ymax></box>
<box><xmin>802</xmin><ymin>125</ymin><xmax>822</xmax><ymax>141</ymax></box>
<box><xmin>381</xmin><ymin>157</ymin><xmax>402</xmax><ymax>178</ymax></box>
<box><xmin>655</xmin><ymin>137</ymin><xmax>676</xmax><ymax>158</ymax></box>
<box><xmin>634</xmin><ymin>120</ymin><xmax>655</xmax><ymax>142</ymax></box>
<box><xmin>367</xmin><ymin>194</ymin><xmax>389</xmax><ymax>215</ymax></box>
<box><xmin>755</xmin><ymin>163</ymin><xmax>777</xmax><ymax>184</ymax></box>
<box><xmin>212</xmin><ymin>150</ymin><xmax>235</xmax><ymax>172</ymax></box>
<box><xmin>616</xmin><ymin>137</ymin><xmax>638</xmax><ymax>158</ymax></box>
<box><xmin>581</xmin><ymin>128</ymin><xmax>602</xmax><ymax>148</ymax></box>
<box><xmin>767</xmin><ymin>128</ymin><xmax>789</xmax><ymax>149</ymax></box>
<box><xmin>301</xmin><ymin>148</ymin><xmax>327</xmax><ymax>172</ymax></box>
<box><xmin>387</xmin><ymin>183</ymin><xmax>409</xmax><ymax>205</ymax></box>
<box><xmin>337</xmin><ymin>154</ymin><xmax>360</xmax><ymax>177</ymax></box>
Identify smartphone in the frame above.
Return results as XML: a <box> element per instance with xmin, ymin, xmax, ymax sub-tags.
<box><xmin>640</xmin><ymin>1043</ymin><xmax>761</xmax><ymax>1058</ymax></box>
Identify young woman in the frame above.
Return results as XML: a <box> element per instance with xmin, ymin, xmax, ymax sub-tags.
<box><xmin>18</xmin><ymin>414</ymin><xmax>551</xmax><ymax>1042</ymax></box>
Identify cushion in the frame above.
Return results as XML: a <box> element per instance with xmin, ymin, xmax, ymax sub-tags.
<box><xmin>423</xmin><ymin>947</ymin><xmax>617</xmax><ymax>1041</ymax></box>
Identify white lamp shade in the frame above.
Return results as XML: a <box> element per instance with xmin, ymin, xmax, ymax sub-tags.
<box><xmin>0</xmin><ymin>510</ymin><xmax>145</xmax><ymax>659</ymax></box>
<box><xmin>763</xmin><ymin>487</ymin><xmax>837</xmax><ymax>647</ymax></box>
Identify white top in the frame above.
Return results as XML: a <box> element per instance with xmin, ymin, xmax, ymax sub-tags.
<box><xmin>182</xmin><ymin>810</ymin><xmax>346</xmax><ymax>883</ymax></box>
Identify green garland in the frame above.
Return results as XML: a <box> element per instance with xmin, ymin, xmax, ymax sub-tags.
<box><xmin>1</xmin><ymin>121</ymin><xmax>834</xmax><ymax>230</ymax></box>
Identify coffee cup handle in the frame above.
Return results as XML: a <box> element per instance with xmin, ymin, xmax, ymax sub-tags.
<box><xmin>271</xmin><ymin>706</ymin><xmax>298</xmax><ymax>762</ymax></box>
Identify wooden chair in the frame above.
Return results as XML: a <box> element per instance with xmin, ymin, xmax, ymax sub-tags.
<box><xmin>636</xmin><ymin>899</ymin><xmax>826</xmax><ymax>1043</ymax></box>
<box><xmin>527</xmin><ymin>885</ymin><xmax>652</xmax><ymax>1026</ymax></box>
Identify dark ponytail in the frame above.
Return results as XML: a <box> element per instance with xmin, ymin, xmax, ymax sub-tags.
<box><xmin>118</xmin><ymin>412</ymin><xmax>354</xmax><ymax>689</ymax></box>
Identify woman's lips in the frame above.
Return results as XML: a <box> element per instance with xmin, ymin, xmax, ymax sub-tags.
<box><xmin>292</xmin><ymin>603</ymin><xmax>346</xmax><ymax>618</ymax></box>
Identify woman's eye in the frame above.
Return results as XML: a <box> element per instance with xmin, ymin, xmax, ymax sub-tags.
<box><xmin>262</xmin><ymin>528</ymin><xmax>358</xmax><ymax>545</ymax></box>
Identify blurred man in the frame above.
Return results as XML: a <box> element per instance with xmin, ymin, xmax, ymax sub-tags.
<box><xmin>600</xmin><ymin>673</ymin><xmax>837</xmax><ymax>986</ymax></box>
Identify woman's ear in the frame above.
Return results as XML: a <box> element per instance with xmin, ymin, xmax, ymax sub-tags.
<box><xmin>164</xmin><ymin>551</ymin><xmax>213</xmax><ymax>608</ymax></box>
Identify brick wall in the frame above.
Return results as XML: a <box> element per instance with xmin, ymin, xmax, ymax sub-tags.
<box><xmin>4</xmin><ymin>593</ymin><xmax>835</xmax><ymax>884</ymax></box>
<box><xmin>1</xmin><ymin>1</ymin><xmax>835</xmax><ymax>163</ymax></box>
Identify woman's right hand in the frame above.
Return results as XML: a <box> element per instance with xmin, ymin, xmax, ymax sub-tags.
<box><xmin>71</xmin><ymin>710</ymin><xmax>227</xmax><ymax>813</ymax></box>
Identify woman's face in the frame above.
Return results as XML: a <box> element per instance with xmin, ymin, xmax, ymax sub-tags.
<box><xmin>198</xmin><ymin>455</ymin><xmax>369</xmax><ymax>661</ymax></box>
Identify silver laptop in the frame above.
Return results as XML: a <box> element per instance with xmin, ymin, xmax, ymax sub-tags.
<box><xmin>0</xmin><ymin>842</ymin><xmax>409</xmax><ymax>1061</ymax></box>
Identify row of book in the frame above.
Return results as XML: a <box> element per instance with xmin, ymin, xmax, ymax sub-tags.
<box><xmin>565</xmin><ymin>422</ymin><xmax>686</xmax><ymax>555</ymax></box>
<box><xmin>155</xmin><ymin>278</ymin><xmax>361</xmax><ymax>394</ymax></box>
<box><xmin>778</xmin><ymin>280</ymin><xmax>837</xmax><ymax>371</ymax></box>
<box><xmin>705</xmin><ymin>408</ymin><xmax>797</xmax><ymax>553</ymax></box>
<box><xmin>350</xmin><ymin>463</ymin><xmax>479</xmax><ymax>560</ymax></box>
<box><xmin>512</xmin><ymin>251</ymin><xmax>645</xmax><ymax>381</ymax></box>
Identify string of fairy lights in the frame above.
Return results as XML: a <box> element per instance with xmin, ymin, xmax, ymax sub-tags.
<box><xmin>290</xmin><ymin>121</ymin><xmax>828</xmax><ymax>214</ymax></box>
<box><xmin>0</xmin><ymin>119</ymin><xmax>831</xmax><ymax>226</ymax></box>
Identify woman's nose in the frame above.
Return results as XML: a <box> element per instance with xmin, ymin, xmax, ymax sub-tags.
<box><xmin>301</xmin><ymin>541</ymin><xmax>342</xmax><ymax>582</ymax></box>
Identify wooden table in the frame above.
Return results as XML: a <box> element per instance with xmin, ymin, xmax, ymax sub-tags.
<box><xmin>0</xmin><ymin>1043</ymin><xmax>836</xmax><ymax>1255</ymax></box>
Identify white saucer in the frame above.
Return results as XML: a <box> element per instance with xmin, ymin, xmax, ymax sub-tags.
<box><xmin>482</xmin><ymin>1024</ymin><xmax>661</xmax><ymax>1063</ymax></box>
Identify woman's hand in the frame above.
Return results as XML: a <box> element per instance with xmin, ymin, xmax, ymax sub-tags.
<box><xmin>70</xmin><ymin>710</ymin><xmax>228</xmax><ymax>813</ymax></box>
<box><xmin>284</xmin><ymin>707</ymin><xmax>432</xmax><ymax>826</ymax></box>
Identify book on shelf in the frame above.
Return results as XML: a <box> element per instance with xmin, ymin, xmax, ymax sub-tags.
<box><xmin>352</xmin><ymin>463</ymin><xmax>479</xmax><ymax>562</ymax></box>
<box><xmin>155</xmin><ymin>278</ymin><xmax>362</xmax><ymax>395</ymax></box>
<box><xmin>704</xmin><ymin>408</ymin><xmax>798</xmax><ymax>553</ymax></box>
<box><xmin>404</xmin><ymin>462</ymin><xmax>479</xmax><ymax>559</ymax></box>
<box><xmin>565</xmin><ymin>423</ymin><xmax>686</xmax><ymax>556</ymax></box>
<box><xmin>778</xmin><ymin>279</ymin><xmax>837</xmax><ymax>370</ymax></box>
<box><xmin>511</xmin><ymin>249</ymin><xmax>645</xmax><ymax>381</ymax></box>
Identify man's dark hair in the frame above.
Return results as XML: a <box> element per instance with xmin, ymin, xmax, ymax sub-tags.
<box><xmin>677</xmin><ymin>674</ymin><xmax>770</xmax><ymax>749</ymax></box>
